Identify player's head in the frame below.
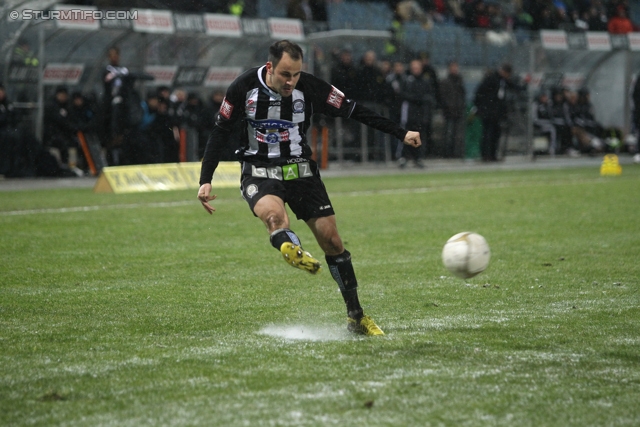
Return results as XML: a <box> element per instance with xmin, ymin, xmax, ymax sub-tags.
<box><xmin>107</xmin><ymin>46</ymin><xmax>120</xmax><ymax>65</ymax></box>
<box><xmin>268</xmin><ymin>40</ymin><xmax>303</xmax><ymax>69</ymax></box>
<box><xmin>266</xmin><ymin>40</ymin><xmax>303</xmax><ymax>97</ymax></box>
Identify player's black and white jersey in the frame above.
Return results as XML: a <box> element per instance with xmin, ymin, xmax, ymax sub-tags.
<box><xmin>200</xmin><ymin>66</ymin><xmax>408</xmax><ymax>185</ymax></box>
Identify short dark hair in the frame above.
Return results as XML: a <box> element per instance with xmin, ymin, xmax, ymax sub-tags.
<box><xmin>268</xmin><ymin>40</ymin><xmax>303</xmax><ymax>68</ymax></box>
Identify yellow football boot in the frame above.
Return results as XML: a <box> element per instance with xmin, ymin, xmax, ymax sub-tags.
<box><xmin>347</xmin><ymin>315</ymin><xmax>385</xmax><ymax>336</ymax></box>
<box><xmin>280</xmin><ymin>243</ymin><xmax>321</xmax><ymax>275</ymax></box>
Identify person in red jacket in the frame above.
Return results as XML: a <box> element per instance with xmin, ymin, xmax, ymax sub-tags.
<box><xmin>608</xmin><ymin>7</ymin><xmax>634</xmax><ymax>34</ymax></box>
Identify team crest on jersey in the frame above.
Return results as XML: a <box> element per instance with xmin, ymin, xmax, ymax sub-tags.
<box><xmin>245</xmin><ymin>184</ymin><xmax>259</xmax><ymax>198</ymax></box>
<box><xmin>265</xmin><ymin>133</ymin><xmax>280</xmax><ymax>144</ymax></box>
<box><xmin>220</xmin><ymin>98</ymin><xmax>233</xmax><ymax>119</ymax></box>
<box><xmin>327</xmin><ymin>86</ymin><xmax>344</xmax><ymax>109</ymax></box>
<box><xmin>292</xmin><ymin>99</ymin><xmax>305</xmax><ymax>114</ymax></box>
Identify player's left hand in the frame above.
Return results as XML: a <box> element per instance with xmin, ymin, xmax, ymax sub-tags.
<box><xmin>197</xmin><ymin>183</ymin><xmax>217</xmax><ymax>215</ymax></box>
<box><xmin>404</xmin><ymin>131</ymin><xmax>422</xmax><ymax>148</ymax></box>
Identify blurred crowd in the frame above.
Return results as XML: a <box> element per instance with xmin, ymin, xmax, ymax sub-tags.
<box><xmin>3</xmin><ymin>0</ymin><xmax>639</xmax><ymax>177</ymax></box>
<box><xmin>2</xmin><ymin>44</ymin><xmax>636</xmax><ymax>179</ymax></box>
<box><xmin>384</xmin><ymin>0</ymin><xmax>637</xmax><ymax>34</ymax></box>
<box><xmin>532</xmin><ymin>85</ymin><xmax>627</xmax><ymax>156</ymax></box>
<box><xmin>64</xmin><ymin>0</ymin><xmax>638</xmax><ymax>34</ymax></box>
<box><xmin>0</xmin><ymin>47</ymin><xmax>234</xmax><ymax>178</ymax></box>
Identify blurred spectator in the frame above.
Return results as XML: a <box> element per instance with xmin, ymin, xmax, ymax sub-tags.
<box><xmin>68</xmin><ymin>92</ymin><xmax>95</xmax><ymax>133</ymax></box>
<box><xmin>532</xmin><ymin>90</ymin><xmax>558</xmax><ymax>154</ymax></box>
<box><xmin>11</xmin><ymin>41</ymin><xmax>39</xmax><ymax>102</ymax></box>
<box><xmin>68</xmin><ymin>92</ymin><xmax>96</xmax><ymax>172</ymax></box>
<box><xmin>584</xmin><ymin>4</ymin><xmax>609</xmax><ymax>31</ymax></box>
<box><xmin>388</xmin><ymin>0</ymin><xmax>434</xmax><ymax>30</ymax></box>
<box><xmin>397</xmin><ymin>58</ymin><xmax>434</xmax><ymax>168</ymax></box>
<box><xmin>134</xmin><ymin>95</ymin><xmax>162</xmax><ymax>164</ymax></box>
<box><xmin>331</xmin><ymin>47</ymin><xmax>359</xmax><ymax>99</ymax></box>
<box><xmin>420</xmin><ymin>52</ymin><xmax>439</xmax><ymax>155</ymax></box>
<box><xmin>571</xmin><ymin>87</ymin><xmax>605</xmax><ymax>153</ymax></box>
<box><xmin>355</xmin><ymin>50</ymin><xmax>387</xmax><ymax>103</ymax></box>
<box><xmin>355</xmin><ymin>50</ymin><xmax>389</xmax><ymax>161</ymax></box>
<box><xmin>184</xmin><ymin>92</ymin><xmax>204</xmax><ymax>130</ymax></box>
<box><xmin>474</xmin><ymin>63</ymin><xmax>525</xmax><ymax>162</ymax></box>
<box><xmin>287</xmin><ymin>0</ymin><xmax>328</xmax><ymax>21</ymax></box>
<box><xmin>0</xmin><ymin>83</ymin><xmax>39</xmax><ymax>177</ymax></box>
<box><xmin>548</xmin><ymin>86</ymin><xmax>576</xmax><ymax>156</ymax></box>
<box><xmin>169</xmin><ymin>88</ymin><xmax>188</xmax><ymax>125</ymax></box>
<box><xmin>607</xmin><ymin>6</ymin><xmax>634</xmax><ymax>34</ymax></box>
<box><xmin>528</xmin><ymin>1</ymin><xmax>560</xmax><ymax>30</ymax></box>
<box><xmin>44</xmin><ymin>86</ymin><xmax>77</xmax><ymax>169</ymax></box>
<box><xmin>151</xmin><ymin>98</ymin><xmax>180</xmax><ymax>163</ymax></box>
<box><xmin>464</xmin><ymin>0</ymin><xmax>491</xmax><ymax>29</ymax></box>
<box><xmin>13</xmin><ymin>41</ymin><xmax>39</xmax><ymax>68</ymax></box>
<box><xmin>487</xmin><ymin>1</ymin><xmax>505</xmax><ymax>30</ymax></box>
<box><xmin>101</xmin><ymin>46</ymin><xmax>133</xmax><ymax>165</ymax></box>
<box><xmin>0</xmin><ymin>83</ymin><xmax>15</xmax><ymax>132</ymax></box>
<box><xmin>157</xmin><ymin>85</ymin><xmax>171</xmax><ymax>103</ymax></box>
<box><xmin>385</xmin><ymin>60</ymin><xmax>407</xmax><ymax>126</ymax></box>
<box><xmin>439</xmin><ymin>60</ymin><xmax>466</xmax><ymax>158</ymax></box>
<box><xmin>0</xmin><ymin>83</ymin><xmax>17</xmax><ymax>176</ymax></box>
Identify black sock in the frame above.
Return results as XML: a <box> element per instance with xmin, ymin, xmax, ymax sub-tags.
<box><xmin>325</xmin><ymin>250</ymin><xmax>363</xmax><ymax>319</ymax></box>
<box><xmin>270</xmin><ymin>228</ymin><xmax>301</xmax><ymax>250</ymax></box>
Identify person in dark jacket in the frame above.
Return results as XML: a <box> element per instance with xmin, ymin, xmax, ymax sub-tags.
<box><xmin>419</xmin><ymin>52</ymin><xmax>440</xmax><ymax>156</ymax></box>
<box><xmin>571</xmin><ymin>87</ymin><xmax>604</xmax><ymax>153</ymax></box>
<box><xmin>532</xmin><ymin>91</ymin><xmax>557</xmax><ymax>155</ymax></box>
<box><xmin>473</xmin><ymin>63</ymin><xmax>522</xmax><ymax>162</ymax></box>
<box><xmin>549</xmin><ymin>86</ymin><xmax>575</xmax><ymax>155</ymax></box>
<box><xmin>354</xmin><ymin>50</ymin><xmax>387</xmax><ymax>103</ymax></box>
<box><xmin>397</xmin><ymin>58</ymin><xmax>435</xmax><ymax>168</ymax></box>
<box><xmin>44</xmin><ymin>86</ymin><xmax>77</xmax><ymax>167</ymax></box>
<box><xmin>0</xmin><ymin>83</ymin><xmax>17</xmax><ymax>176</ymax></box>
<box><xmin>330</xmin><ymin>47</ymin><xmax>359</xmax><ymax>99</ymax></box>
<box><xmin>439</xmin><ymin>60</ymin><xmax>466</xmax><ymax>158</ymax></box>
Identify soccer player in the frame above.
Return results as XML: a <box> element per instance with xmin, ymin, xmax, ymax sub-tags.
<box><xmin>197</xmin><ymin>40</ymin><xmax>421</xmax><ymax>336</ymax></box>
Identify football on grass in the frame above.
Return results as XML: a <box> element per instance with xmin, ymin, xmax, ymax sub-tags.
<box><xmin>442</xmin><ymin>232</ymin><xmax>491</xmax><ymax>279</ymax></box>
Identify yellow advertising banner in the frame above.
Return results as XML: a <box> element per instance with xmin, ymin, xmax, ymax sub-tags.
<box><xmin>93</xmin><ymin>162</ymin><xmax>240</xmax><ymax>194</ymax></box>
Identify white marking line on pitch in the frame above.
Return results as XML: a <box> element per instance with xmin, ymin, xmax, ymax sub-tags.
<box><xmin>332</xmin><ymin>177</ymin><xmax>606</xmax><ymax>197</ymax></box>
<box><xmin>0</xmin><ymin>200</ymin><xmax>194</xmax><ymax>217</ymax></box>
<box><xmin>1</xmin><ymin>177</ymin><xmax>606</xmax><ymax>217</ymax></box>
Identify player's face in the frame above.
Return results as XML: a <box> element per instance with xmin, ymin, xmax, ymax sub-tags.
<box><xmin>266</xmin><ymin>52</ymin><xmax>302</xmax><ymax>97</ymax></box>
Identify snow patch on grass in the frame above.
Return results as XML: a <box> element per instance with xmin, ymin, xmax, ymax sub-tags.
<box><xmin>258</xmin><ymin>324</ymin><xmax>351</xmax><ymax>342</ymax></box>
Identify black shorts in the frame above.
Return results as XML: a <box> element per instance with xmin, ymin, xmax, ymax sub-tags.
<box><xmin>240</xmin><ymin>160</ymin><xmax>335</xmax><ymax>221</ymax></box>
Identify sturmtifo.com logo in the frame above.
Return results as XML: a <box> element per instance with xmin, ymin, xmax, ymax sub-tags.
<box><xmin>9</xmin><ymin>9</ymin><xmax>138</xmax><ymax>20</ymax></box>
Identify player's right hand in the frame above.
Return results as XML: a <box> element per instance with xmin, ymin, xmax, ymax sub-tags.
<box><xmin>404</xmin><ymin>131</ymin><xmax>422</xmax><ymax>148</ymax></box>
<box><xmin>197</xmin><ymin>183</ymin><xmax>217</xmax><ymax>215</ymax></box>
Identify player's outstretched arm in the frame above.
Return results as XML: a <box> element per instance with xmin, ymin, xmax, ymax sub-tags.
<box><xmin>197</xmin><ymin>183</ymin><xmax>218</xmax><ymax>215</ymax></box>
<box><xmin>404</xmin><ymin>131</ymin><xmax>422</xmax><ymax>147</ymax></box>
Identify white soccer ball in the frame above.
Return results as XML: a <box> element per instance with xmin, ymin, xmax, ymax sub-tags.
<box><xmin>442</xmin><ymin>232</ymin><xmax>491</xmax><ymax>279</ymax></box>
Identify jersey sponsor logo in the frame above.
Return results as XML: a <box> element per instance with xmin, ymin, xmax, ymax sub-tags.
<box><xmin>251</xmin><ymin>162</ymin><xmax>312</xmax><ymax>181</ymax></box>
<box><xmin>292</xmin><ymin>99</ymin><xmax>305</xmax><ymax>113</ymax></box>
<box><xmin>220</xmin><ymin>98</ymin><xmax>233</xmax><ymax>119</ymax></box>
<box><xmin>247</xmin><ymin>118</ymin><xmax>296</xmax><ymax>130</ymax></box>
<box><xmin>255</xmin><ymin>130</ymin><xmax>290</xmax><ymax>144</ymax></box>
<box><xmin>269</xmin><ymin>100</ymin><xmax>282</xmax><ymax>107</ymax></box>
<box><xmin>246</xmin><ymin>99</ymin><xmax>256</xmax><ymax>114</ymax></box>
<box><xmin>327</xmin><ymin>86</ymin><xmax>344</xmax><ymax>109</ymax></box>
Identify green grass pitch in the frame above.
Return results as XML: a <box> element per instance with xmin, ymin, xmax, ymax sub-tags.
<box><xmin>1</xmin><ymin>165</ymin><xmax>639</xmax><ymax>426</ymax></box>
